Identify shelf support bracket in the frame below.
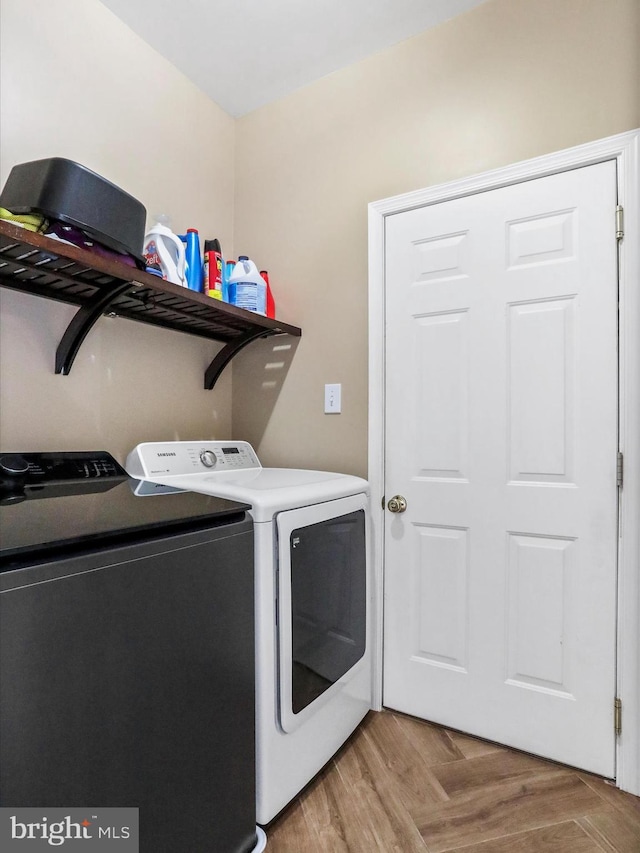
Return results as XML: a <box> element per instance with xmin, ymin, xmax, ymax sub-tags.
<box><xmin>204</xmin><ymin>329</ymin><xmax>274</xmax><ymax>390</ymax></box>
<box><xmin>55</xmin><ymin>282</ymin><xmax>133</xmax><ymax>375</ymax></box>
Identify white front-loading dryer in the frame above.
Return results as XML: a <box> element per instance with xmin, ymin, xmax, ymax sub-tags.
<box><xmin>126</xmin><ymin>441</ymin><xmax>372</xmax><ymax>825</ymax></box>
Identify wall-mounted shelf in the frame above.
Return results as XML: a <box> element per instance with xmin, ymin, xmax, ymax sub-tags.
<box><xmin>0</xmin><ymin>220</ymin><xmax>301</xmax><ymax>389</ymax></box>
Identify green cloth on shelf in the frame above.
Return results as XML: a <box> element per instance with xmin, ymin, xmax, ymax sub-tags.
<box><xmin>0</xmin><ymin>207</ymin><xmax>48</xmax><ymax>232</ymax></box>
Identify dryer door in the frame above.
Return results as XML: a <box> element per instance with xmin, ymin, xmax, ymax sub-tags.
<box><xmin>276</xmin><ymin>493</ymin><xmax>368</xmax><ymax>733</ymax></box>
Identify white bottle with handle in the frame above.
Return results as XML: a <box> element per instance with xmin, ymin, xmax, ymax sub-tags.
<box><xmin>228</xmin><ymin>256</ymin><xmax>266</xmax><ymax>314</ymax></box>
<box><xmin>142</xmin><ymin>214</ymin><xmax>186</xmax><ymax>287</ymax></box>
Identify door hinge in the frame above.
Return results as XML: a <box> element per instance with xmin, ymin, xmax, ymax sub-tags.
<box><xmin>616</xmin><ymin>205</ymin><xmax>624</xmax><ymax>240</ymax></box>
<box><xmin>614</xmin><ymin>697</ymin><xmax>622</xmax><ymax>736</ymax></box>
<box><xmin>617</xmin><ymin>452</ymin><xmax>624</xmax><ymax>489</ymax></box>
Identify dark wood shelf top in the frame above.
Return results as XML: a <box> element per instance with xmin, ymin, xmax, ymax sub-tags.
<box><xmin>0</xmin><ymin>219</ymin><xmax>301</xmax><ymax>387</ymax></box>
<box><xmin>0</xmin><ymin>219</ymin><xmax>301</xmax><ymax>344</ymax></box>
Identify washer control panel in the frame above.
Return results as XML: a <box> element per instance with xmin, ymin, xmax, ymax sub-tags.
<box><xmin>0</xmin><ymin>451</ymin><xmax>126</xmax><ymax>484</ymax></box>
<box><xmin>126</xmin><ymin>441</ymin><xmax>261</xmax><ymax>479</ymax></box>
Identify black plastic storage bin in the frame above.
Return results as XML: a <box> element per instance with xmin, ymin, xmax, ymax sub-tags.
<box><xmin>0</xmin><ymin>158</ymin><xmax>146</xmax><ymax>260</ymax></box>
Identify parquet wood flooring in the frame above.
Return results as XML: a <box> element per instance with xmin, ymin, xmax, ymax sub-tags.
<box><xmin>264</xmin><ymin>710</ymin><xmax>640</xmax><ymax>852</ymax></box>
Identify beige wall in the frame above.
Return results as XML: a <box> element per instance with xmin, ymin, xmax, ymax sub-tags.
<box><xmin>1</xmin><ymin>0</ymin><xmax>639</xmax><ymax>473</ymax></box>
<box><xmin>0</xmin><ymin>0</ymin><xmax>236</xmax><ymax>462</ymax></box>
<box><xmin>233</xmin><ymin>0</ymin><xmax>640</xmax><ymax>477</ymax></box>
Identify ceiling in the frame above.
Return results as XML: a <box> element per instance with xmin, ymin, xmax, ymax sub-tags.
<box><xmin>100</xmin><ymin>0</ymin><xmax>489</xmax><ymax>117</ymax></box>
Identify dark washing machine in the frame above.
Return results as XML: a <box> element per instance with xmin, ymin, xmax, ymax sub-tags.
<box><xmin>0</xmin><ymin>451</ymin><xmax>258</xmax><ymax>853</ymax></box>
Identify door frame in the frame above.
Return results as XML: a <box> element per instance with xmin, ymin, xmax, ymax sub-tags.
<box><xmin>368</xmin><ymin>129</ymin><xmax>640</xmax><ymax>795</ymax></box>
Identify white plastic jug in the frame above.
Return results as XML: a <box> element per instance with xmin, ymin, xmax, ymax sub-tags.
<box><xmin>143</xmin><ymin>218</ymin><xmax>186</xmax><ymax>287</ymax></box>
<box><xmin>228</xmin><ymin>256</ymin><xmax>266</xmax><ymax>314</ymax></box>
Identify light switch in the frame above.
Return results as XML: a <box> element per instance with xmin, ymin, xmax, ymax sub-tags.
<box><xmin>324</xmin><ymin>383</ymin><xmax>342</xmax><ymax>414</ymax></box>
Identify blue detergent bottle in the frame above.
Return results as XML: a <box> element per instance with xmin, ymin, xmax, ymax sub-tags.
<box><xmin>179</xmin><ymin>228</ymin><xmax>203</xmax><ymax>292</ymax></box>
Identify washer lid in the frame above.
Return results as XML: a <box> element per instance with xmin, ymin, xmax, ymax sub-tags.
<box><xmin>139</xmin><ymin>468</ymin><xmax>368</xmax><ymax>521</ymax></box>
<box><xmin>126</xmin><ymin>441</ymin><xmax>368</xmax><ymax>522</ymax></box>
<box><xmin>201</xmin><ymin>467</ymin><xmax>342</xmax><ymax>489</ymax></box>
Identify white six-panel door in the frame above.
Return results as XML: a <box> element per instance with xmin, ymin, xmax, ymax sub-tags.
<box><xmin>383</xmin><ymin>161</ymin><xmax>619</xmax><ymax>776</ymax></box>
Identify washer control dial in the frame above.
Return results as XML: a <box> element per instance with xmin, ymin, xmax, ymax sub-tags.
<box><xmin>0</xmin><ymin>454</ymin><xmax>29</xmax><ymax>475</ymax></box>
<box><xmin>200</xmin><ymin>450</ymin><xmax>217</xmax><ymax>468</ymax></box>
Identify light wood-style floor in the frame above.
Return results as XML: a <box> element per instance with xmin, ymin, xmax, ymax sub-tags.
<box><xmin>264</xmin><ymin>710</ymin><xmax>640</xmax><ymax>853</ymax></box>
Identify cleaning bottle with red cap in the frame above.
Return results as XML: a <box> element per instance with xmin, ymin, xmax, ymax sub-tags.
<box><xmin>203</xmin><ymin>238</ymin><xmax>224</xmax><ymax>300</ymax></box>
<box><xmin>260</xmin><ymin>270</ymin><xmax>276</xmax><ymax>318</ymax></box>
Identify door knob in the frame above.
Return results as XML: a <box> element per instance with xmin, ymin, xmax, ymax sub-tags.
<box><xmin>387</xmin><ymin>495</ymin><xmax>407</xmax><ymax>513</ymax></box>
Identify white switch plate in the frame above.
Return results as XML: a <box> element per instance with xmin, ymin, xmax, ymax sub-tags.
<box><xmin>324</xmin><ymin>383</ymin><xmax>342</xmax><ymax>414</ymax></box>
